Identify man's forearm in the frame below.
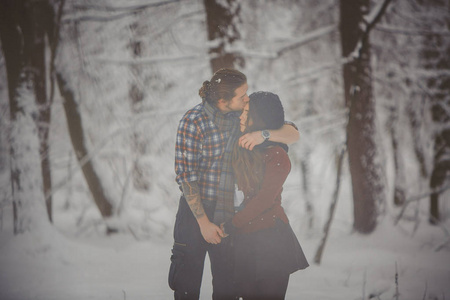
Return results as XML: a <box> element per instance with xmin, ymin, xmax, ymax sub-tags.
<box><xmin>181</xmin><ymin>181</ymin><xmax>206</xmax><ymax>219</ymax></box>
<box><xmin>268</xmin><ymin>123</ymin><xmax>299</xmax><ymax>145</ymax></box>
<box><xmin>239</xmin><ymin>123</ymin><xmax>299</xmax><ymax>150</ymax></box>
<box><xmin>180</xmin><ymin>181</ymin><xmax>224</xmax><ymax>243</ymax></box>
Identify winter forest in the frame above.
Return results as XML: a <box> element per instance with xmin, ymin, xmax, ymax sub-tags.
<box><xmin>0</xmin><ymin>0</ymin><xmax>449</xmax><ymax>299</ymax></box>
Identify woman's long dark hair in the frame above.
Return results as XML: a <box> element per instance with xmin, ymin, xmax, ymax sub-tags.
<box><xmin>232</xmin><ymin>104</ymin><xmax>265</xmax><ymax>193</ymax></box>
<box><xmin>232</xmin><ymin>92</ymin><xmax>285</xmax><ymax>193</ymax></box>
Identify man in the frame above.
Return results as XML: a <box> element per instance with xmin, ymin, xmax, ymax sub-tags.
<box><xmin>169</xmin><ymin>69</ymin><xmax>299</xmax><ymax>300</ymax></box>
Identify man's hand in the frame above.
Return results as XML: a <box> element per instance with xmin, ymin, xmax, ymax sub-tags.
<box><xmin>198</xmin><ymin>216</ymin><xmax>225</xmax><ymax>244</ymax></box>
<box><xmin>239</xmin><ymin>131</ymin><xmax>264</xmax><ymax>150</ymax></box>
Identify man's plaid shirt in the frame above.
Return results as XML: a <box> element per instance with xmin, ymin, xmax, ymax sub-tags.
<box><xmin>175</xmin><ymin>103</ymin><xmax>239</xmax><ymax>203</ymax></box>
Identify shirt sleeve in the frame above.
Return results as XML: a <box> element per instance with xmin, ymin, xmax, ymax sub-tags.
<box><xmin>175</xmin><ymin>115</ymin><xmax>203</xmax><ymax>185</ymax></box>
<box><xmin>284</xmin><ymin>120</ymin><xmax>298</xmax><ymax>131</ymax></box>
<box><xmin>231</xmin><ymin>147</ymin><xmax>291</xmax><ymax>228</ymax></box>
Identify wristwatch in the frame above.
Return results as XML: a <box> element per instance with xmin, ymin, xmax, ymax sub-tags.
<box><xmin>261</xmin><ymin>130</ymin><xmax>270</xmax><ymax>141</ymax></box>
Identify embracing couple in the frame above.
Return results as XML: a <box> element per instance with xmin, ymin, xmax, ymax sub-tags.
<box><xmin>169</xmin><ymin>69</ymin><xmax>309</xmax><ymax>300</ymax></box>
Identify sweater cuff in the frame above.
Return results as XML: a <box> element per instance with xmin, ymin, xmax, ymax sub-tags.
<box><xmin>223</xmin><ymin>220</ymin><xmax>237</xmax><ymax>235</ymax></box>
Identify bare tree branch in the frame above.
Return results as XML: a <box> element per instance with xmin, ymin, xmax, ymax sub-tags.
<box><xmin>365</xmin><ymin>0</ymin><xmax>393</xmax><ymax>29</ymax></box>
<box><xmin>223</xmin><ymin>24</ymin><xmax>338</xmax><ymax>60</ymax></box>
<box><xmin>148</xmin><ymin>10</ymin><xmax>204</xmax><ymax>40</ymax></box>
<box><xmin>91</xmin><ymin>53</ymin><xmax>211</xmax><ymax>65</ymax></box>
<box><xmin>395</xmin><ymin>184</ymin><xmax>450</xmax><ymax>225</ymax></box>
<box><xmin>49</xmin><ymin>0</ymin><xmax>65</xmax><ymax>106</ymax></box>
<box><xmin>375</xmin><ymin>25</ymin><xmax>450</xmax><ymax>36</ymax></box>
<box><xmin>314</xmin><ymin>146</ymin><xmax>346</xmax><ymax>264</ymax></box>
<box><xmin>73</xmin><ymin>0</ymin><xmax>181</xmax><ymax>12</ymax></box>
<box><xmin>64</xmin><ymin>2</ymin><xmax>200</xmax><ymax>24</ymax></box>
<box><xmin>276</xmin><ymin>24</ymin><xmax>337</xmax><ymax>57</ymax></box>
<box><xmin>63</xmin><ymin>12</ymin><xmax>138</xmax><ymax>23</ymax></box>
<box><xmin>349</xmin><ymin>0</ymin><xmax>393</xmax><ymax>63</ymax></box>
<box><xmin>435</xmin><ymin>238</ymin><xmax>450</xmax><ymax>252</ymax></box>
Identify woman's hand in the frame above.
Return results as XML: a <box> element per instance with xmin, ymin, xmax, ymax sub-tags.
<box><xmin>239</xmin><ymin>131</ymin><xmax>264</xmax><ymax>150</ymax></box>
<box><xmin>220</xmin><ymin>223</ymin><xmax>230</xmax><ymax>238</ymax></box>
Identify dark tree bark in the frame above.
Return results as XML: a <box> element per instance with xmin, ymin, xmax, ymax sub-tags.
<box><xmin>340</xmin><ymin>0</ymin><xmax>388</xmax><ymax>233</ymax></box>
<box><xmin>56</xmin><ymin>72</ymin><xmax>116</xmax><ymax>233</ymax></box>
<box><xmin>314</xmin><ymin>148</ymin><xmax>346</xmax><ymax>264</ymax></box>
<box><xmin>300</xmin><ymin>158</ymin><xmax>314</xmax><ymax>230</ymax></box>
<box><xmin>203</xmin><ymin>0</ymin><xmax>244</xmax><ymax>72</ymax></box>
<box><xmin>30</xmin><ymin>0</ymin><xmax>55</xmax><ymax>223</ymax></box>
<box><xmin>127</xmin><ymin>21</ymin><xmax>150</xmax><ymax>192</ymax></box>
<box><xmin>422</xmin><ymin>5</ymin><xmax>450</xmax><ymax>224</ymax></box>
<box><xmin>1</xmin><ymin>0</ymin><xmax>29</xmax><ymax>234</ymax></box>
<box><xmin>0</xmin><ymin>0</ymin><xmax>55</xmax><ymax>231</ymax></box>
<box><xmin>407</xmin><ymin>103</ymin><xmax>429</xmax><ymax>179</ymax></box>
<box><xmin>429</xmin><ymin>111</ymin><xmax>450</xmax><ymax>224</ymax></box>
<box><xmin>389</xmin><ymin>109</ymin><xmax>406</xmax><ymax>206</ymax></box>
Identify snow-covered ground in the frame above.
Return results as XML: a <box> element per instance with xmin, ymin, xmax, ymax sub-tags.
<box><xmin>1</xmin><ymin>205</ymin><xmax>449</xmax><ymax>300</ymax></box>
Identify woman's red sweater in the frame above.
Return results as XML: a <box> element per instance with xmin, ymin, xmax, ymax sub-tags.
<box><xmin>230</xmin><ymin>145</ymin><xmax>291</xmax><ymax>234</ymax></box>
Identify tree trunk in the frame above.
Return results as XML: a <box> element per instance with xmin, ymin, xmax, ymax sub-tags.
<box><xmin>203</xmin><ymin>0</ymin><xmax>244</xmax><ymax>72</ymax></box>
<box><xmin>389</xmin><ymin>110</ymin><xmax>406</xmax><ymax>206</ymax></box>
<box><xmin>56</xmin><ymin>72</ymin><xmax>116</xmax><ymax>233</ymax></box>
<box><xmin>421</xmin><ymin>2</ymin><xmax>450</xmax><ymax>224</ymax></box>
<box><xmin>314</xmin><ymin>148</ymin><xmax>346</xmax><ymax>264</ymax></box>
<box><xmin>128</xmin><ymin>21</ymin><xmax>150</xmax><ymax>192</ymax></box>
<box><xmin>406</xmin><ymin>102</ymin><xmax>429</xmax><ymax>179</ymax></box>
<box><xmin>340</xmin><ymin>0</ymin><xmax>384</xmax><ymax>233</ymax></box>
<box><xmin>429</xmin><ymin>132</ymin><xmax>450</xmax><ymax>224</ymax></box>
<box><xmin>30</xmin><ymin>0</ymin><xmax>55</xmax><ymax>223</ymax></box>
<box><xmin>300</xmin><ymin>157</ymin><xmax>314</xmax><ymax>230</ymax></box>
<box><xmin>0</xmin><ymin>0</ymin><xmax>51</xmax><ymax>233</ymax></box>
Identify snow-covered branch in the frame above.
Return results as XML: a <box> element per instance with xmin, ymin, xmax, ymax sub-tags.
<box><xmin>47</xmin><ymin>125</ymin><xmax>134</xmax><ymax>201</ymax></box>
<box><xmin>73</xmin><ymin>0</ymin><xmax>181</xmax><ymax>12</ymax></box>
<box><xmin>346</xmin><ymin>0</ymin><xmax>393</xmax><ymax>63</ymax></box>
<box><xmin>232</xmin><ymin>24</ymin><xmax>337</xmax><ymax>59</ymax></box>
<box><xmin>62</xmin><ymin>12</ymin><xmax>136</xmax><ymax>23</ymax></box>
<box><xmin>274</xmin><ymin>56</ymin><xmax>355</xmax><ymax>88</ymax></box>
<box><xmin>375</xmin><ymin>25</ymin><xmax>450</xmax><ymax>36</ymax></box>
<box><xmin>91</xmin><ymin>54</ymin><xmax>211</xmax><ymax>65</ymax></box>
<box><xmin>284</xmin><ymin>60</ymin><xmax>342</xmax><ymax>82</ymax></box>
<box><xmin>293</xmin><ymin>109</ymin><xmax>349</xmax><ymax>136</ymax></box>
<box><xmin>148</xmin><ymin>10</ymin><xmax>204</xmax><ymax>40</ymax></box>
<box><xmin>64</xmin><ymin>0</ymin><xmax>185</xmax><ymax>23</ymax></box>
<box><xmin>395</xmin><ymin>184</ymin><xmax>450</xmax><ymax>225</ymax></box>
<box><xmin>363</xmin><ymin>0</ymin><xmax>393</xmax><ymax>37</ymax></box>
<box><xmin>275</xmin><ymin>24</ymin><xmax>337</xmax><ymax>57</ymax></box>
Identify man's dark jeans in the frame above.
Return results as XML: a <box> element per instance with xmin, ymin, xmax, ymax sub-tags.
<box><xmin>169</xmin><ymin>196</ymin><xmax>236</xmax><ymax>300</ymax></box>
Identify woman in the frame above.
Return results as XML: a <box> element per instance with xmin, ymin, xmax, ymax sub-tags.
<box><xmin>222</xmin><ymin>91</ymin><xmax>309</xmax><ymax>300</ymax></box>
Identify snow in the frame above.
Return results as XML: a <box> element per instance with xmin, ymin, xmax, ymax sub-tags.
<box><xmin>1</xmin><ymin>206</ymin><xmax>449</xmax><ymax>300</ymax></box>
<box><xmin>0</xmin><ymin>228</ymin><xmax>171</xmax><ymax>300</ymax></box>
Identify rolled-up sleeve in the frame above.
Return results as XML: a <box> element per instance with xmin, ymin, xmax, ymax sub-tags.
<box><xmin>175</xmin><ymin>116</ymin><xmax>203</xmax><ymax>185</ymax></box>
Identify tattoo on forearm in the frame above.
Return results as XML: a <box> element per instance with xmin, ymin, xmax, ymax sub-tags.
<box><xmin>181</xmin><ymin>182</ymin><xmax>205</xmax><ymax>219</ymax></box>
<box><xmin>187</xmin><ymin>197</ymin><xmax>205</xmax><ymax>219</ymax></box>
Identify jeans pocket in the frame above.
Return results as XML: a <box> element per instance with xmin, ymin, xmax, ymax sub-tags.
<box><xmin>168</xmin><ymin>242</ymin><xmax>187</xmax><ymax>291</ymax></box>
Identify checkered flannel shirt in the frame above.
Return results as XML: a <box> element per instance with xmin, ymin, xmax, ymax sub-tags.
<box><xmin>175</xmin><ymin>103</ymin><xmax>239</xmax><ymax>203</ymax></box>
